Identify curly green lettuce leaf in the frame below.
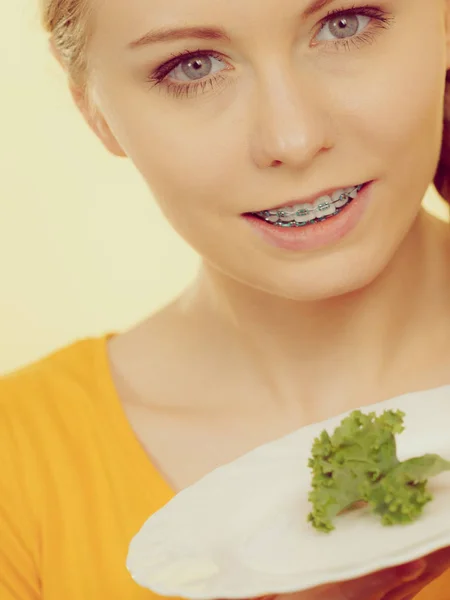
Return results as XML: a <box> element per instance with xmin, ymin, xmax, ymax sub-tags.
<box><xmin>369</xmin><ymin>454</ymin><xmax>450</xmax><ymax>525</ymax></box>
<box><xmin>306</xmin><ymin>410</ymin><xmax>450</xmax><ymax>533</ymax></box>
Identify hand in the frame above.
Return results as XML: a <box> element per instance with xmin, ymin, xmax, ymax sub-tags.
<box><xmin>257</xmin><ymin>546</ymin><xmax>450</xmax><ymax>600</ymax></box>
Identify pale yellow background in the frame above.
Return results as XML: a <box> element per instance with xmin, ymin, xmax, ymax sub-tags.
<box><xmin>1</xmin><ymin>1</ymin><xmax>448</xmax><ymax>374</ymax></box>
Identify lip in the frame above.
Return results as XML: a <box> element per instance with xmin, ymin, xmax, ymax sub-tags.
<box><xmin>246</xmin><ymin>183</ymin><xmax>363</xmax><ymax>214</ymax></box>
<box><xmin>242</xmin><ymin>180</ymin><xmax>375</xmax><ymax>252</ymax></box>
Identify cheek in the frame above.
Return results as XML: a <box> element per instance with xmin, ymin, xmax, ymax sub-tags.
<box><xmin>121</xmin><ymin>117</ymin><xmax>238</xmax><ymax>220</ymax></box>
<box><xmin>94</xmin><ymin>70</ymin><xmax>240</xmax><ymax>218</ymax></box>
<box><xmin>338</xmin><ymin>48</ymin><xmax>445</xmax><ymax>185</ymax></box>
<box><xmin>367</xmin><ymin>73</ymin><xmax>443</xmax><ymax>167</ymax></box>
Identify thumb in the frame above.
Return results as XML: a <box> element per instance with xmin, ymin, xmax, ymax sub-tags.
<box><xmin>328</xmin><ymin>558</ymin><xmax>428</xmax><ymax>600</ymax></box>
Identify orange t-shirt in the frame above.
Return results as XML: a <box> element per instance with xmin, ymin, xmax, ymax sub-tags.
<box><xmin>0</xmin><ymin>334</ymin><xmax>448</xmax><ymax>599</ymax></box>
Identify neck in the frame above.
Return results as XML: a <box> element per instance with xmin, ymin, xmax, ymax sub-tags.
<box><xmin>180</xmin><ymin>208</ymin><xmax>450</xmax><ymax>414</ymax></box>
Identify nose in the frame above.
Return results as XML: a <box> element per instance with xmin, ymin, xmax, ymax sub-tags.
<box><xmin>250</xmin><ymin>69</ymin><xmax>332</xmax><ymax>171</ymax></box>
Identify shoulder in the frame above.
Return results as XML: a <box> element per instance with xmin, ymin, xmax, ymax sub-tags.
<box><xmin>0</xmin><ymin>333</ymin><xmax>112</xmax><ymax>433</ymax></box>
<box><xmin>0</xmin><ymin>333</ymin><xmax>115</xmax><ymax>517</ymax></box>
<box><xmin>0</xmin><ymin>337</ymin><xmax>104</xmax><ymax>599</ymax></box>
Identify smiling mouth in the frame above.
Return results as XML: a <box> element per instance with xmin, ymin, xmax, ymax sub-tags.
<box><xmin>246</xmin><ymin>184</ymin><xmax>366</xmax><ymax>228</ymax></box>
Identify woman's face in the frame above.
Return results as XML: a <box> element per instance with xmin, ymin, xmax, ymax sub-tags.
<box><xmin>85</xmin><ymin>0</ymin><xmax>450</xmax><ymax>300</ymax></box>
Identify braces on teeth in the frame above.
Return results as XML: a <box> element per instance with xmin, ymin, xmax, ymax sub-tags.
<box><xmin>254</xmin><ymin>184</ymin><xmax>364</xmax><ymax>227</ymax></box>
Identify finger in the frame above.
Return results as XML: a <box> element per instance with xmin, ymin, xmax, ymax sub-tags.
<box><xmin>314</xmin><ymin>558</ymin><xmax>427</xmax><ymax>600</ymax></box>
<box><xmin>382</xmin><ymin>570</ymin><xmax>439</xmax><ymax>600</ymax></box>
<box><xmin>342</xmin><ymin>560</ymin><xmax>427</xmax><ymax>600</ymax></box>
<box><xmin>382</xmin><ymin>548</ymin><xmax>450</xmax><ymax>600</ymax></box>
<box><xmin>423</xmin><ymin>545</ymin><xmax>450</xmax><ymax>574</ymax></box>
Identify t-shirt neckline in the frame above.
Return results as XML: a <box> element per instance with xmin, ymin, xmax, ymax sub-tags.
<box><xmin>94</xmin><ymin>331</ymin><xmax>176</xmax><ymax>501</ymax></box>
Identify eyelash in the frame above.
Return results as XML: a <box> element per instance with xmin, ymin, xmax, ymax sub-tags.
<box><xmin>146</xmin><ymin>4</ymin><xmax>394</xmax><ymax>99</ymax></box>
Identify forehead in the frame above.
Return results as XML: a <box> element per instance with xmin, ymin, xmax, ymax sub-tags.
<box><xmin>91</xmin><ymin>0</ymin><xmax>326</xmax><ymax>51</ymax></box>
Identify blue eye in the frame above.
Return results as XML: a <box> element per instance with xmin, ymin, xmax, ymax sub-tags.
<box><xmin>316</xmin><ymin>13</ymin><xmax>371</xmax><ymax>43</ymax></box>
<box><xmin>147</xmin><ymin>5</ymin><xmax>394</xmax><ymax>99</ymax></box>
<box><xmin>313</xmin><ymin>5</ymin><xmax>394</xmax><ymax>51</ymax></box>
<box><xmin>166</xmin><ymin>54</ymin><xmax>227</xmax><ymax>83</ymax></box>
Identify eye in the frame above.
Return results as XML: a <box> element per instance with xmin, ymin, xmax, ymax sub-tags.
<box><xmin>316</xmin><ymin>12</ymin><xmax>371</xmax><ymax>43</ymax></box>
<box><xmin>166</xmin><ymin>53</ymin><xmax>227</xmax><ymax>83</ymax></box>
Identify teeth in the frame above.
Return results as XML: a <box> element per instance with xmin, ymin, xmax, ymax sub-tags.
<box><xmin>266</xmin><ymin>213</ymin><xmax>280</xmax><ymax>223</ymax></box>
<box><xmin>278</xmin><ymin>208</ymin><xmax>296</xmax><ymax>222</ymax></box>
<box><xmin>294</xmin><ymin>203</ymin><xmax>315</xmax><ymax>224</ymax></box>
<box><xmin>313</xmin><ymin>196</ymin><xmax>337</xmax><ymax>218</ymax></box>
<box><xmin>332</xmin><ymin>189</ymin><xmax>349</xmax><ymax>208</ymax></box>
<box><xmin>255</xmin><ymin>184</ymin><xmax>363</xmax><ymax>224</ymax></box>
<box><xmin>347</xmin><ymin>186</ymin><xmax>359</xmax><ymax>199</ymax></box>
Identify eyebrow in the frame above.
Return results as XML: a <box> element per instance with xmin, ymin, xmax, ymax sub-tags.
<box><xmin>302</xmin><ymin>0</ymin><xmax>337</xmax><ymax>20</ymax></box>
<box><xmin>127</xmin><ymin>0</ymin><xmax>337</xmax><ymax>50</ymax></box>
<box><xmin>127</xmin><ymin>26</ymin><xmax>230</xmax><ymax>50</ymax></box>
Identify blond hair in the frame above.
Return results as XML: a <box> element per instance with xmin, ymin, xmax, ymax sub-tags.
<box><xmin>39</xmin><ymin>0</ymin><xmax>450</xmax><ymax>203</ymax></box>
<box><xmin>39</xmin><ymin>0</ymin><xmax>93</xmax><ymax>93</ymax></box>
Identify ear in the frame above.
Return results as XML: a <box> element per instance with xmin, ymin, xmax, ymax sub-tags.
<box><xmin>49</xmin><ymin>38</ymin><xmax>127</xmax><ymax>158</ymax></box>
<box><xmin>67</xmin><ymin>82</ymin><xmax>128</xmax><ymax>158</ymax></box>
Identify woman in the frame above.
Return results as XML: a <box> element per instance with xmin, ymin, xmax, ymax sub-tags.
<box><xmin>2</xmin><ymin>0</ymin><xmax>450</xmax><ymax>598</ymax></box>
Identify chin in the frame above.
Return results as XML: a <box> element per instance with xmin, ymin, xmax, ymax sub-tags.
<box><xmin>231</xmin><ymin>242</ymin><xmax>396</xmax><ymax>303</ymax></box>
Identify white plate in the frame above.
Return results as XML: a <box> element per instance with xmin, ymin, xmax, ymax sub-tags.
<box><xmin>127</xmin><ymin>384</ymin><xmax>450</xmax><ymax>599</ymax></box>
